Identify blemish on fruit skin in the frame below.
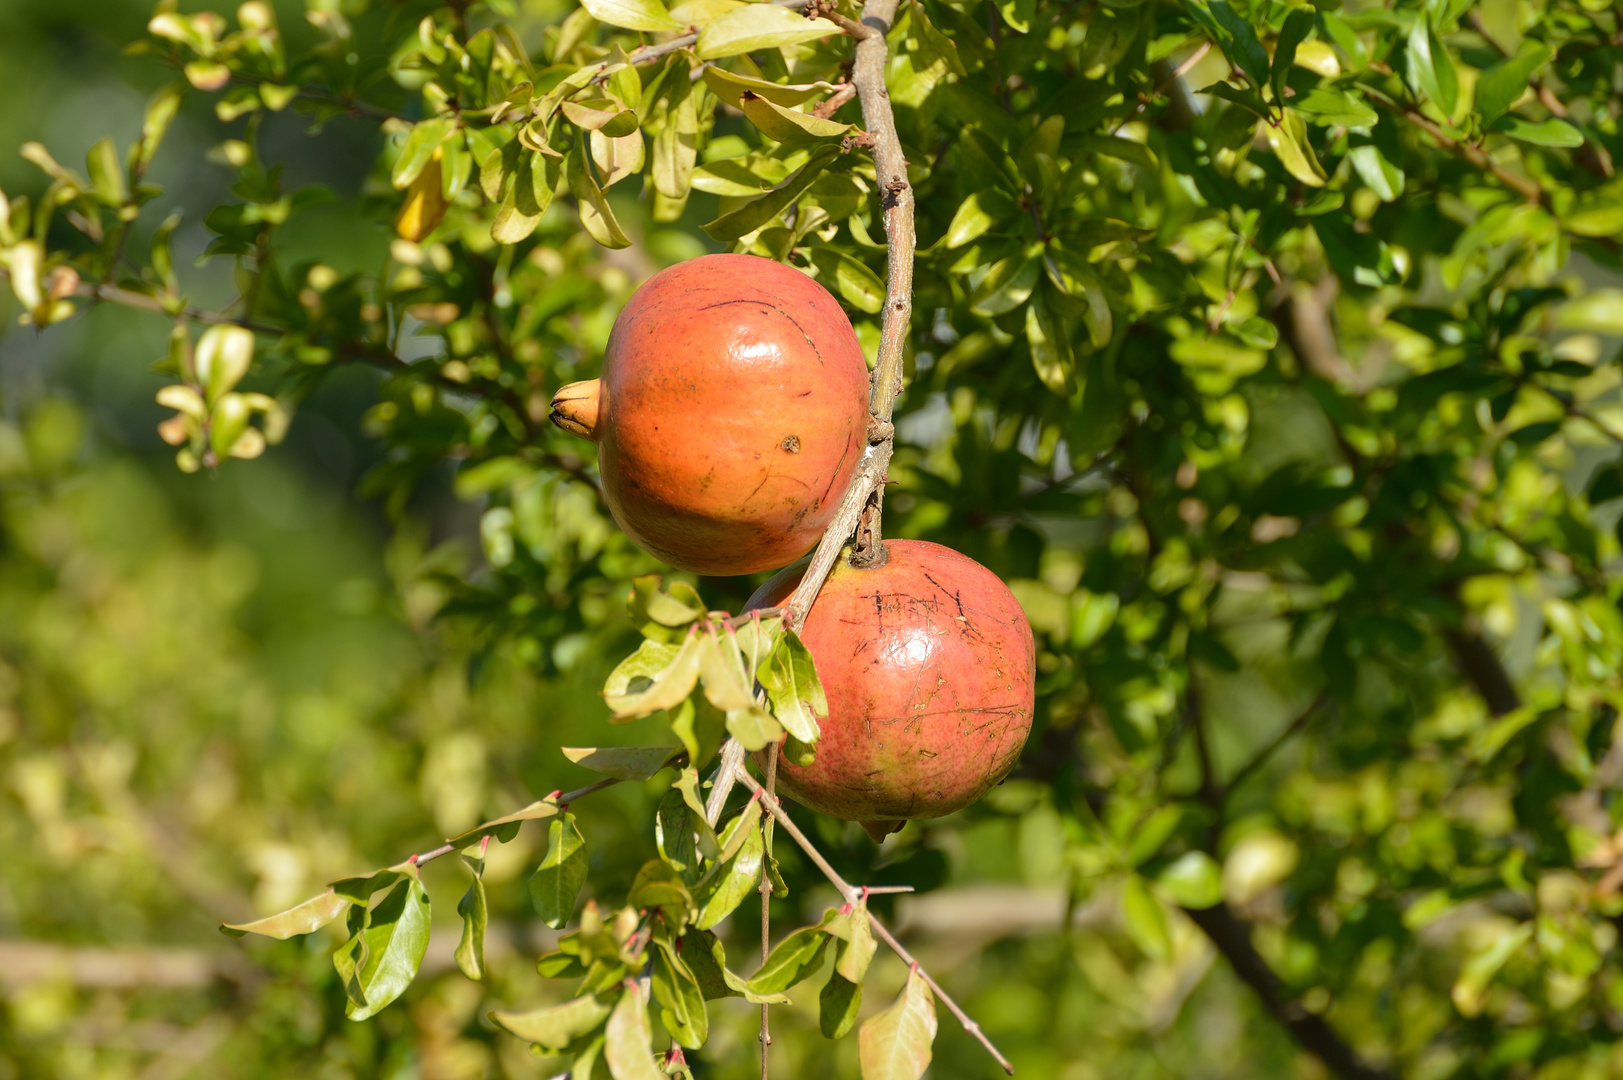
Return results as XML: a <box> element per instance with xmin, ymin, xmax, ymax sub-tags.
<box><xmin>781</xmin><ymin>435</ymin><xmax>801</xmax><ymax>453</ymax></box>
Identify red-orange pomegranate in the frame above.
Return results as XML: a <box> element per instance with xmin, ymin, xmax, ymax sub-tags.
<box><xmin>550</xmin><ymin>254</ymin><xmax>869</xmax><ymax>577</ymax></box>
<box><xmin>748</xmin><ymin>540</ymin><xmax>1035</xmax><ymax>838</ymax></box>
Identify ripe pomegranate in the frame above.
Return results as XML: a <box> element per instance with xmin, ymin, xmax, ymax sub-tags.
<box><xmin>747</xmin><ymin>540</ymin><xmax>1035</xmax><ymax>840</ymax></box>
<box><xmin>550</xmin><ymin>254</ymin><xmax>870</xmax><ymax>577</ymax></box>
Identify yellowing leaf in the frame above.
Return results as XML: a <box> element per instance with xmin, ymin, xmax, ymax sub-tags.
<box><xmin>604</xmin><ymin>985</ymin><xmax>666</xmax><ymax>1080</ymax></box>
<box><xmin>581</xmin><ymin>0</ymin><xmax>682</xmax><ymax>32</ymax></box>
<box><xmin>491</xmin><ymin>993</ymin><xmax>613</xmax><ymax>1049</ymax></box>
<box><xmin>858</xmin><ymin>968</ymin><xmax>937</xmax><ymax>1080</ymax></box>
<box><xmin>221</xmin><ymin>889</ymin><xmax>350</xmax><ymax>939</ymax></box>
<box><xmin>1262</xmin><ymin>109</ymin><xmax>1326</xmax><ymax>188</ymax></box>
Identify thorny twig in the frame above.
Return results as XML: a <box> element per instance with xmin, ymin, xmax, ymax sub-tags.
<box><xmin>736</xmin><ymin>767</ymin><xmax>1016</xmax><ymax>1075</ymax></box>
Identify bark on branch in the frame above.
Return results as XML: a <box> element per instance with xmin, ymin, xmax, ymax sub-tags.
<box><xmin>785</xmin><ymin>0</ymin><xmax>914</xmax><ymax>618</ymax></box>
<box><xmin>1183</xmin><ymin>904</ymin><xmax>1397</xmax><ymax>1080</ymax></box>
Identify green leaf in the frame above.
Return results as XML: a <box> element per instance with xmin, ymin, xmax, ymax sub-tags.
<box><xmin>745</xmin><ymin>924</ymin><xmax>830</xmax><ymax>994</ymax></box>
<box><xmin>138</xmin><ymin>83</ymin><xmax>184</xmax><ymax>168</ymax></box>
<box><xmin>1475</xmin><ymin>42</ymin><xmax>1552</xmax><ymax>128</ymax></box>
<box><xmin>582</xmin><ymin>0</ymin><xmax>682</xmax><ymax>31</ymax></box>
<box><xmin>1405</xmin><ymin>19</ymin><xmax>1458</xmax><ymax>115</ymax></box>
<box><xmin>562</xmin><ymin>99</ymin><xmax>641</xmax><ymax>137</ymax></box>
<box><xmin>1270</xmin><ymin>9</ymin><xmax>1314</xmax><ymax>102</ymax></box>
<box><xmin>1452</xmin><ymin>923</ymin><xmax>1533</xmax><ymax>1017</ymax></box>
<box><xmin>1042</xmin><ymin>245</ymin><xmax>1111</xmax><ymax>347</ymax></box>
<box><xmin>1292</xmin><ymin>88</ymin><xmax>1378</xmax><ymax>128</ymax></box>
<box><xmin>944</xmin><ymin>189</ymin><xmax>1017</xmax><ymax>249</ymax></box>
<box><xmin>562</xmin><ymin>745</ymin><xmax>683</xmax><ymax>780</ymax></box>
<box><xmin>1120</xmin><ymin>874</ymin><xmax>1171</xmax><ymax>960</ymax></box>
<box><xmin>692</xmin><ymin>155</ymin><xmax>791</xmax><ymax>196</ymax></box>
<box><xmin>604</xmin><ymin>635</ymin><xmax>702</xmax><ymax>719</ymax></box>
<box><xmin>340</xmin><ymin>876</ymin><xmax>433</xmax><ymax>1021</ymax></box>
<box><xmin>997</xmin><ymin>0</ymin><xmax>1034</xmax><ymax>34</ymax></box>
<box><xmin>804</xmin><ymin>247</ymin><xmax>884</xmax><ymax>314</ymax></box>
<box><xmin>969</xmin><ymin>249</ymin><xmax>1042</xmax><ymax>316</ymax></box>
<box><xmin>1496</xmin><ymin>117</ymin><xmax>1583</xmax><ymax>148</ymax></box>
<box><xmin>652</xmin><ymin>63</ymin><xmax>699</xmax><ymax>201</ymax></box>
<box><xmin>1348</xmin><ymin>144</ymin><xmax>1404</xmax><ymax>202</ymax></box>
<box><xmin>756</xmin><ymin>628</ymin><xmax>827</xmax><ymax>743</ymax></box>
<box><xmin>858</xmin><ymin>967</ymin><xmax>937</xmax><ymax>1080</ymax></box>
<box><xmin>669</xmin><ymin>696</ymin><xmax>729</xmax><ymax>774</ymax></box>
<box><xmin>696</xmin><ymin>5</ymin><xmax>843</xmax><ymax>59</ymax></box>
<box><xmin>1567</xmin><ymin>194</ymin><xmax>1623</xmax><ymax>238</ymax></box>
<box><xmin>725</xmin><ymin>706</ymin><xmax>784</xmax><ymax>751</ymax></box>
<box><xmin>696</xmin><ymin>629</ymin><xmax>757</xmax><ymax>712</ymax></box>
<box><xmin>490</xmin><ymin>993</ymin><xmax>613</xmax><ymax>1050</ymax></box>
<box><xmin>221</xmin><ymin>889</ymin><xmax>351</xmax><ymax>939</ymax></box>
<box><xmin>702</xmin><ymin>67</ymin><xmax>828</xmax><ymax>108</ymax></box>
<box><xmin>828</xmin><ymin>900</ymin><xmax>877</xmax><ymax>983</ymax></box>
<box><xmin>629</xmin><ymin>576</ymin><xmax>706</xmax><ymax>638</ymax></box>
<box><xmin>446</xmin><ymin>794</ymin><xmax>561</xmax><ymax>848</ymax></box>
<box><xmin>739</xmin><ymin>93</ymin><xmax>852</xmax><ymax>145</ymax></box>
<box><xmin>651</xmin><ymin>940</ymin><xmax>710</xmax><ymax>1048</ymax></box>
<box><xmin>530</xmin><ymin>811</ymin><xmax>589</xmax><ymax>928</ymax></box>
<box><xmin>1263</xmin><ymin>109</ymin><xmax>1327</xmax><ymax>187</ymax></box>
<box><xmin>393</xmin><ymin>119</ymin><xmax>455</xmax><ymax>189</ymax></box>
<box><xmin>1155</xmin><ymin>851</ymin><xmax>1223</xmax><ymax>908</ymax></box>
<box><xmin>672</xmin><ymin>767</ymin><xmax>723</xmax><ymax>859</ymax></box>
<box><xmin>1026</xmin><ymin>291</ymin><xmax>1075</xmax><ymax>394</ymax></box>
<box><xmin>492</xmin><ymin>149</ymin><xmax>560</xmax><ymax>245</ymax></box>
<box><xmin>820</xmin><ymin>973</ymin><xmax>863</xmax><ymax>1038</ymax></box>
<box><xmin>605</xmin><ymin>985</ymin><xmax>666</xmax><ymax>1080</ymax></box>
<box><xmin>568</xmin><ymin>140</ymin><xmax>632</xmax><ymax>249</ymax></box>
<box><xmin>86</xmin><ymin>137</ymin><xmax>126</xmax><ymax>205</ymax></box>
<box><xmin>694</xmin><ymin>806</ymin><xmax>765</xmax><ymax>929</ymax></box>
<box><xmin>702</xmin><ymin>144</ymin><xmax>839</xmax><ymax>241</ymax></box>
<box><xmin>455</xmin><ymin>852</ymin><xmax>488</xmax><ymax>981</ymax></box>
<box><xmin>657</xmin><ymin>786</ymin><xmax>702</xmax><ymax>883</ymax></box>
<box><xmin>628</xmin><ymin>858</ymin><xmax>695</xmax><ymax>917</ymax></box>
<box><xmin>1206</xmin><ymin>1</ymin><xmax>1270</xmax><ymax>89</ymax></box>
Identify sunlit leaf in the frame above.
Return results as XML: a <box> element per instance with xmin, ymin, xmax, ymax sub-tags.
<box><xmin>858</xmin><ymin>967</ymin><xmax>937</xmax><ymax>1080</ymax></box>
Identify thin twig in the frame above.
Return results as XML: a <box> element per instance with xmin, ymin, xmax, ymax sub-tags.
<box><xmin>758</xmin><ymin>742</ymin><xmax>779</xmax><ymax>1080</ymax></box>
<box><xmin>407</xmin><ymin>777</ymin><xmax>621</xmax><ymax>868</ymax></box>
<box><xmin>735</xmin><ymin>768</ymin><xmax>1016</xmax><ymax>1075</ymax></box>
<box><xmin>1221</xmin><ymin>692</ymin><xmax>1329</xmax><ymax>798</ymax></box>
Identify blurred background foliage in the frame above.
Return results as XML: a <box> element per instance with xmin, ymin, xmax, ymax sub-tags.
<box><xmin>6</xmin><ymin>0</ymin><xmax>1623</xmax><ymax>1078</ymax></box>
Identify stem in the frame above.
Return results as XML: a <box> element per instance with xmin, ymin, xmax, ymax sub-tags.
<box><xmin>758</xmin><ymin>742</ymin><xmax>779</xmax><ymax>1080</ymax></box>
<box><xmin>408</xmin><ymin>776</ymin><xmax>619</xmax><ymax>868</ymax></box>
<box><xmin>786</xmin><ymin>0</ymin><xmax>914</xmax><ymax>614</ymax></box>
<box><xmin>735</xmin><ymin>767</ymin><xmax>1016</xmax><ymax>1076</ymax></box>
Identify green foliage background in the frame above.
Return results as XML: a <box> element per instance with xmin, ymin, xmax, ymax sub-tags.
<box><xmin>4</xmin><ymin>0</ymin><xmax>1623</xmax><ymax>1077</ymax></box>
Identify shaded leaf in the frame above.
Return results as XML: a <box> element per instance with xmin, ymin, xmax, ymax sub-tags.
<box><xmin>530</xmin><ymin>811</ymin><xmax>589</xmax><ymax>928</ymax></box>
<box><xmin>820</xmin><ymin>972</ymin><xmax>863</xmax><ymax>1039</ymax></box>
<box><xmin>491</xmin><ymin>993</ymin><xmax>613</xmax><ymax>1050</ymax></box>
<box><xmin>696</xmin><ymin>5</ymin><xmax>842</xmax><ymax>59</ymax></box>
<box><xmin>563</xmin><ymin>745</ymin><xmax>683</xmax><ymax>780</ymax></box>
<box><xmin>605</xmin><ymin>984</ymin><xmax>666</xmax><ymax>1080</ymax></box>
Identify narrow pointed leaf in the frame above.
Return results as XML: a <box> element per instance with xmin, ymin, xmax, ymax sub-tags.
<box><xmin>696</xmin><ymin>4</ymin><xmax>842</xmax><ymax>59</ymax></box>
<box><xmin>563</xmin><ymin>745</ymin><xmax>683</xmax><ymax>780</ymax></box>
<box><xmin>582</xmin><ymin>0</ymin><xmax>682</xmax><ymax>32</ymax></box>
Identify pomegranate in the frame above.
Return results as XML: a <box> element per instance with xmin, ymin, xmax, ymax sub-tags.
<box><xmin>747</xmin><ymin>540</ymin><xmax>1035</xmax><ymax>839</ymax></box>
<box><xmin>550</xmin><ymin>254</ymin><xmax>870</xmax><ymax>577</ymax></box>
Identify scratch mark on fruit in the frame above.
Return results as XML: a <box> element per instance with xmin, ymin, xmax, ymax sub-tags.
<box><xmin>696</xmin><ymin>299</ymin><xmax>823</xmax><ymax>363</ymax></box>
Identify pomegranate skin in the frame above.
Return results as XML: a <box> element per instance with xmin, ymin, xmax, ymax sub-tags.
<box><xmin>593</xmin><ymin>254</ymin><xmax>869</xmax><ymax>576</ymax></box>
<box><xmin>749</xmin><ymin>540</ymin><xmax>1036</xmax><ymax>823</ymax></box>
